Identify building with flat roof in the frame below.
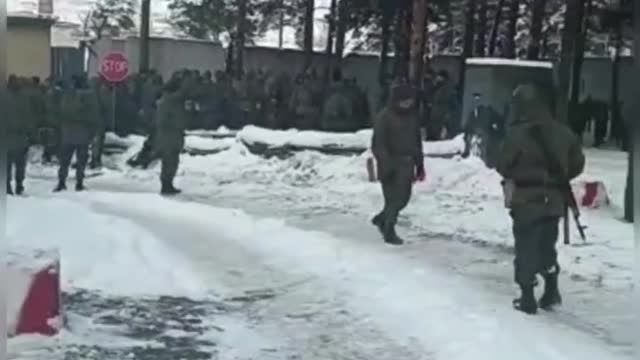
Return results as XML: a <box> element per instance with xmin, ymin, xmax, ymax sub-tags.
<box><xmin>8</xmin><ymin>12</ymin><xmax>55</xmax><ymax>79</ymax></box>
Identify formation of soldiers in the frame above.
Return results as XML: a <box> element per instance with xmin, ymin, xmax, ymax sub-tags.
<box><xmin>6</xmin><ymin>74</ymin><xmax>100</xmax><ymax>195</ymax></box>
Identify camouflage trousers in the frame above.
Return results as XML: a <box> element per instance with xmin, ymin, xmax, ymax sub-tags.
<box><xmin>511</xmin><ymin>213</ymin><xmax>560</xmax><ymax>286</ymax></box>
<box><xmin>7</xmin><ymin>147</ymin><xmax>28</xmax><ymax>185</ymax></box>
<box><xmin>375</xmin><ymin>159</ymin><xmax>414</xmax><ymax>233</ymax></box>
<box><xmin>160</xmin><ymin>150</ymin><xmax>180</xmax><ymax>186</ymax></box>
<box><xmin>58</xmin><ymin>144</ymin><xmax>89</xmax><ymax>184</ymax></box>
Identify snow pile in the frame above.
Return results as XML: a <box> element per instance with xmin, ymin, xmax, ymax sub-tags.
<box><xmin>466</xmin><ymin>58</ymin><xmax>554</xmax><ymax>69</ymax></box>
<box><xmin>5</xmin><ymin>196</ymin><xmax>206</xmax><ymax>298</ymax></box>
<box><xmin>238</xmin><ymin>126</ymin><xmax>372</xmax><ymax>150</ymax></box>
<box><xmin>237</xmin><ymin>126</ymin><xmax>464</xmax><ymax>156</ymax></box>
<box><xmin>184</xmin><ymin>136</ymin><xmax>237</xmax><ymax>154</ymax></box>
<box><xmin>81</xmin><ymin>192</ymin><xmax>630</xmax><ymax>360</ymax></box>
<box><xmin>104</xmin><ymin>132</ymin><xmax>143</xmax><ymax>150</ymax></box>
<box><xmin>186</xmin><ymin>127</ymin><xmax>237</xmax><ymax>137</ymax></box>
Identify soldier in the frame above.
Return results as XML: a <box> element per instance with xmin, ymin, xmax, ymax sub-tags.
<box><xmin>371</xmin><ymin>84</ymin><xmax>425</xmax><ymax>245</ymax></box>
<box><xmin>7</xmin><ymin>76</ymin><xmax>36</xmax><ymax>195</ymax></box>
<box><xmin>289</xmin><ymin>74</ymin><xmax>317</xmax><ymax>130</ymax></box>
<box><xmin>43</xmin><ymin>79</ymin><xmax>64</xmax><ymax>163</ymax></box>
<box><xmin>321</xmin><ymin>70</ymin><xmax>356</xmax><ymax>132</ymax></box>
<box><xmin>430</xmin><ymin>70</ymin><xmax>459</xmax><ymax>140</ymax></box>
<box><xmin>154</xmin><ymin>77</ymin><xmax>189</xmax><ymax>195</ymax></box>
<box><xmin>497</xmin><ymin>84</ymin><xmax>585</xmax><ymax>315</ymax></box>
<box><xmin>24</xmin><ymin>77</ymin><xmax>47</xmax><ymax>147</ymax></box>
<box><xmin>347</xmin><ymin>78</ymin><xmax>371</xmax><ymax>129</ymax></box>
<box><xmin>89</xmin><ymin>77</ymin><xmax>110</xmax><ymax>169</ymax></box>
<box><xmin>55</xmin><ymin>75</ymin><xmax>100</xmax><ymax>192</ymax></box>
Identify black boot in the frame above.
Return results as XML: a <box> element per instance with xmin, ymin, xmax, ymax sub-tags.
<box><xmin>54</xmin><ymin>181</ymin><xmax>67</xmax><ymax>192</ymax></box>
<box><xmin>513</xmin><ymin>285</ymin><xmax>538</xmax><ymax>315</ymax></box>
<box><xmin>15</xmin><ymin>183</ymin><xmax>24</xmax><ymax>196</ymax></box>
<box><xmin>539</xmin><ymin>270</ymin><xmax>562</xmax><ymax>310</ymax></box>
<box><xmin>75</xmin><ymin>181</ymin><xmax>86</xmax><ymax>192</ymax></box>
<box><xmin>7</xmin><ymin>183</ymin><xmax>13</xmax><ymax>195</ymax></box>
<box><xmin>383</xmin><ymin>222</ymin><xmax>404</xmax><ymax>246</ymax></box>
<box><xmin>161</xmin><ymin>183</ymin><xmax>182</xmax><ymax>196</ymax></box>
<box><xmin>371</xmin><ymin>213</ymin><xmax>385</xmax><ymax>234</ymax></box>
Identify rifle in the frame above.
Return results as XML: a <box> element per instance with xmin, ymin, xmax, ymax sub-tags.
<box><xmin>529</xmin><ymin>125</ymin><xmax>587</xmax><ymax>244</ymax></box>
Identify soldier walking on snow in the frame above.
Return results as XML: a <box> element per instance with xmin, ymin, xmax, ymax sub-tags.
<box><xmin>497</xmin><ymin>84</ymin><xmax>585</xmax><ymax>315</ymax></box>
<box><xmin>371</xmin><ymin>84</ymin><xmax>425</xmax><ymax>245</ymax></box>
<box><xmin>55</xmin><ymin>75</ymin><xmax>100</xmax><ymax>192</ymax></box>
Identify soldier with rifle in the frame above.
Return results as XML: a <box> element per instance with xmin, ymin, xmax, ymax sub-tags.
<box><xmin>497</xmin><ymin>84</ymin><xmax>585</xmax><ymax>315</ymax></box>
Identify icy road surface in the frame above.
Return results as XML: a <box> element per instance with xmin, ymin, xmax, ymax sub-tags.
<box><xmin>7</xmin><ymin>185</ymin><xmax>632</xmax><ymax>360</ymax></box>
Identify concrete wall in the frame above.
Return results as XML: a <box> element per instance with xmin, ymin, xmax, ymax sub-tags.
<box><xmin>7</xmin><ymin>20</ymin><xmax>51</xmax><ymax>79</ymax></box>
<box><xmin>88</xmin><ymin>36</ymin><xmax>226</xmax><ymax>81</ymax></box>
<box><xmin>86</xmin><ymin>36</ymin><xmax>634</xmax><ymax>120</ymax></box>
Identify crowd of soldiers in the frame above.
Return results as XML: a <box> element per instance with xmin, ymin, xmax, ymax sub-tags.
<box><xmin>7</xmin><ymin>63</ymin><xmax>590</xmax><ymax>317</ymax></box>
<box><xmin>6</xmin><ymin>74</ymin><xmax>100</xmax><ymax>195</ymax></box>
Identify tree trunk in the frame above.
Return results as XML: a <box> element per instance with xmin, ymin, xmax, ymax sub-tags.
<box><xmin>526</xmin><ymin>0</ymin><xmax>547</xmax><ymax>60</ymax></box>
<box><xmin>488</xmin><ymin>0</ymin><xmax>506</xmax><ymax>56</ymax></box>
<box><xmin>475</xmin><ymin>1</ymin><xmax>487</xmax><ymax>56</ymax></box>
<box><xmin>139</xmin><ymin>0</ymin><xmax>151</xmax><ymax>73</ymax></box>
<box><xmin>555</xmin><ymin>0</ymin><xmax>582</xmax><ymax>124</ymax></box>
<box><xmin>303</xmin><ymin>0</ymin><xmax>315</xmax><ymax>70</ymax></box>
<box><xmin>278</xmin><ymin>0</ymin><xmax>285</xmax><ymax>49</ymax></box>
<box><xmin>379</xmin><ymin>4</ymin><xmax>392</xmax><ymax>86</ymax></box>
<box><xmin>623</xmin><ymin>0</ymin><xmax>637</xmax><ymax>222</ymax></box>
<box><xmin>392</xmin><ymin>1</ymin><xmax>411</xmax><ymax>80</ymax></box>
<box><xmin>409</xmin><ymin>0</ymin><xmax>427</xmax><ymax>86</ymax></box>
<box><xmin>335</xmin><ymin>0</ymin><xmax>348</xmax><ymax>68</ymax></box>
<box><xmin>235</xmin><ymin>0</ymin><xmax>248</xmax><ymax>77</ymax></box>
<box><xmin>504</xmin><ymin>0</ymin><xmax>520</xmax><ymax>58</ymax></box>
<box><xmin>458</xmin><ymin>0</ymin><xmax>476</xmax><ymax>100</ymax></box>
<box><xmin>325</xmin><ymin>0</ymin><xmax>337</xmax><ymax>80</ymax></box>
<box><xmin>610</xmin><ymin>23</ymin><xmax>622</xmax><ymax>145</ymax></box>
<box><xmin>568</xmin><ymin>0</ymin><xmax>586</xmax><ymax>129</ymax></box>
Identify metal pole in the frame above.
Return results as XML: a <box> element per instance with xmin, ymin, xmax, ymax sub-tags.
<box><xmin>112</xmin><ymin>84</ymin><xmax>117</xmax><ymax>135</ymax></box>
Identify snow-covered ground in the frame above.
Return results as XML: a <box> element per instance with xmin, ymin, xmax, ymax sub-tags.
<box><xmin>6</xmin><ymin>128</ymin><xmax>634</xmax><ymax>359</ymax></box>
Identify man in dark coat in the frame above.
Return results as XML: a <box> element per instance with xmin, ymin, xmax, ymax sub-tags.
<box><xmin>55</xmin><ymin>76</ymin><xmax>100</xmax><ymax>192</ymax></box>
<box><xmin>497</xmin><ymin>84</ymin><xmax>585</xmax><ymax>315</ymax></box>
<box><xmin>371</xmin><ymin>84</ymin><xmax>425</xmax><ymax>245</ymax></box>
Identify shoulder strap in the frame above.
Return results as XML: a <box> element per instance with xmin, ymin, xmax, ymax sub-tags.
<box><xmin>528</xmin><ymin>124</ymin><xmax>566</xmax><ymax>181</ymax></box>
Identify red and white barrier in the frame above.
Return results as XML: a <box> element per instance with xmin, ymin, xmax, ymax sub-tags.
<box><xmin>5</xmin><ymin>249</ymin><xmax>62</xmax><ymax>337</ymax></box>
<box><xmin>571</xmin><ymin>181</ymin><xmax>610</xmax><ymax>209</ymax></box>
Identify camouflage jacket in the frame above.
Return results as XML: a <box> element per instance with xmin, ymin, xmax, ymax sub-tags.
<box><xmin>497</xmin><ymin>87</ymin><xmax>585</xmax><ymax>221</ymax></box>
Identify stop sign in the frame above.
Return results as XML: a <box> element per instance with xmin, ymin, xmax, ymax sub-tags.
<box><xmin>99</xmin><ymin>52</ymin><xmax>129</xmax><ymax>83</ymax></box>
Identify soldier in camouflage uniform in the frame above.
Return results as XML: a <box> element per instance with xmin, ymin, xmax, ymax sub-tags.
<box><xmin>89</xmin><ymin>77</ymin><xmax>110</xmax><ymax>169</ymax></box>
<box><xmin>497</xmin><ymin>84</ymin><xmax>585</xmax><ymax>315</ymax></box>
<box><xmin>321</xmin><ymin>70</ymin><xmax>356</xmax><ymax>132</ymax></box>
<box><xmin>55</xmin><ymin>76</ymin><xmax>100</xmax><ymax>192</ymax></box>
<box><xmin>43</xmin><ymin>79</ymin><xmax>65</xmax><ymax>163</ymax></box>
<box><xmin>6</xmin><ymin>76</ymin><xmax>36</xmax><ymax>195</ymax></box>
<box><xmin>289</xmin><ymin>74</ymin><xmax>317</xmax><ymax>130</ymax></box>
<box><xmin>24</xmin><ymin>77</ymin><xmax>47</xmax><ymax>151</ymax></box>
<box><xmin>430</xmin><ymin>70</ymin><xmax>459</xmax><ymax>140</ymax></box>
<box><xmin>371</xmin><ymin>84</ymin><xmax>425</xmax><ymax>245</ymax></box>
<box><xmin>154</xmin><ymin>77</ymin><xmax>190</xmax><ymax>195</ymax></box>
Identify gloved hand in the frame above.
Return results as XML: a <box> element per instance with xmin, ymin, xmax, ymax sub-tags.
<box><xmin>414</xmin><ymin>161</ymin><xmax>426</xmax><ymax>183</ymax></box>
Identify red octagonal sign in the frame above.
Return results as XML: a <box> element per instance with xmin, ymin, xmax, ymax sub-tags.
<box><xmin>99</xmin><ymin>52</ymin><xmax>129</xmax><ymax>83</ymax></box>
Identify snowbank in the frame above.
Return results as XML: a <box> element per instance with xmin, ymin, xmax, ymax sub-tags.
<box><xmin>5</xmin><ymin>196</ymin><xmax>206</xmax><ymax>298</ymax></box>
<box><xmin>466</xmin><ymin>57</ymin><xmax>553</xmax><ymax>69</ymax></box>
<box><xmin>184</xmin><ymin>136</ymin><xmax>237</xmax><ymax>155</ymax></box>
<box><xmin>237</xmin><ymin>126</ymin><xmax>464</xmax><ymax>157</ymax></box>
<box><xmin>81</xmin><ymin>192</ymin><xmax>630</xmax><ymax>360</ymax></box>
<box><xmin>104</xmin><ymin>132</ymin><xmax>144</xmax><ymax>150</ymax></box>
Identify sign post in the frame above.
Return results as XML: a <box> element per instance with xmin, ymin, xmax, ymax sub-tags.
<box><xmin>98</xmin><ymin>52</ymin><xmax>129</xmax><ymax>135</ymax></box>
